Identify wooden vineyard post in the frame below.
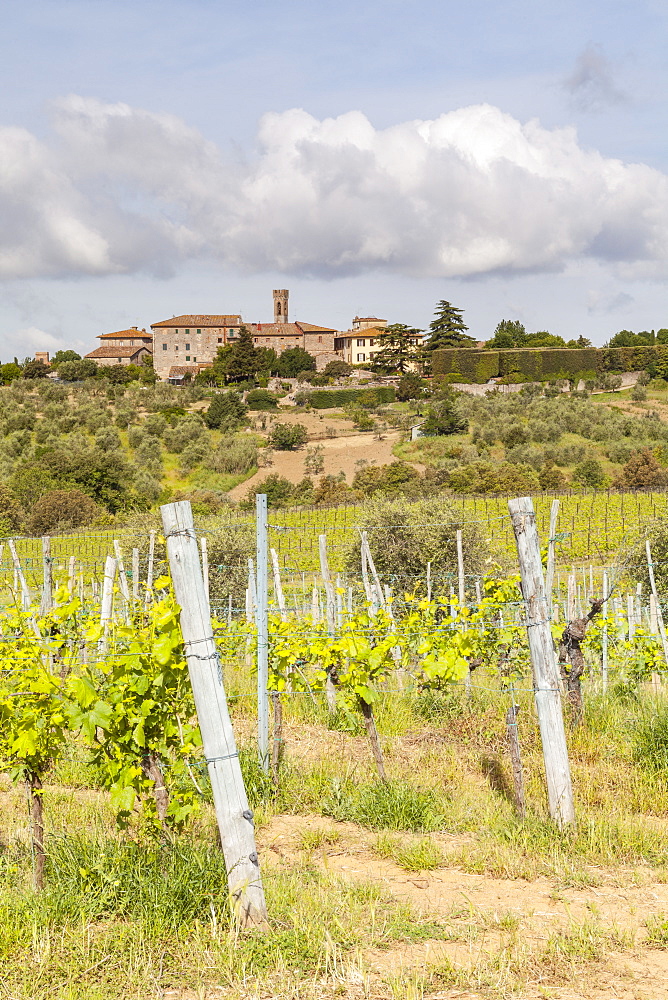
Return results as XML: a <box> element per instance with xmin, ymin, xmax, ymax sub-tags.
<box><xmin>132</xmin><ymin>548</ymin><xmax>140</xmax><ymax>603</ymax></box>
<box><xmin>161</xmin><ymin>500</ymin><xmax>269</xmax><ymax>930</ymax></box>
<box><xmin>255</xmin><ymin>494</ymin><xmax>270</xmax><ymax>773</ymax></box>
<box><xmin>545</xmin><ymin>499</ymin><xmax>559</xmax><ymax>619</ymax></box>
<box><xmin>602</xmin><ymin>570</ymin><xmax>609</xmax><ymax>692</ymax></box>
<box><xmin>505</xmin><ymin>703</ymin><xmax>526</xmax><ymax>818</ymax></box>
<box><xmin>508</xmin><ymin>497</ymin><xmax>575</xmax><ymax>829</ymax></box>
<box><xmin>200</xmin><ymin>537</ymin><xmax>210</xmax><ymax>609</ymax></box>
<box><xmin>646</xmin><ymin>540</ymin><xmax>668</xmax><ymax>670</ymax></box>
<box><xmin>40</xmin><ymin>536</ymin><xmax>53</xmax><ymax>615</ymax></box>
<box><xmin>456</xmin><ymin>528</ymin><xmax>471</xmax><ymax>694</ymax></box>
<box><xmin>145</xmin><ymin>529</ymin><xmax>156</xmax><ymax>604</ymax></box>
<box><xmin>99</xmin><ymin>556</ymin><xmax>117</xmax><ymax>655</ymax></box>
<box><xmin>67</xmin><ymin>555</ymin><xmax>76</xmax><ymax>595</ymax></box>
<box><xmin>319</xmin><ymin>534</ymin><xmax>338</xmax><ymax>713</ymax></box>
<box><xmin>8</xmin><ymin>539</ymin><xmax>31</xmax><ymax>611</ymax></box>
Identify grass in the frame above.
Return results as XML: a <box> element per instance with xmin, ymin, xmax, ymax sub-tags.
<box><xmin>374</xmin><ymin>832</ymin><xmax>445</xmax><ymax>871</ymax></box>
<box><xmin>4</xmin><ymin>679</ymin><xmax>668</xmax><ymax>997</ymax></box>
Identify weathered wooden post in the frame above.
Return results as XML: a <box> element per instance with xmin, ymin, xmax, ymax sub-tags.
<box><xmin>161</xmin><ymin>500</ymin><xmax>269</xmax><ymax>929</ymax></box>
<box><xmin>545</xmin><ymin>499</ymin><xmax>559</xmax><ymax>618</ymax></box>
<box><xmin>319</xmin><ymin>533</ymin><xmax>338</xmax><ymax>713</ymax></box>
<box><xmin>200</xmin><ymin>536</ymin><xmax>209</xmax><ymax>608</ymax></box>
<box><xmin>145</xmin><ymin>529</ymin><xmax>156</xmax><ymax>602</ymax></box>
<box><xmin>646</xmin><ymin>540</ymin><xmax>668</xmax><ymax>669</ymax></box>
<box><xmin>8</xmin><ymin>539</ymin><xmax>31</xmax><ymax>611</ymax></box>
<box><xmin>508</xmin><ymin>497</ymin><xmax>575</xmax><ymax>829</ymax></box>
<box><xmin>132</xmin><ymin>548</ymin><xmax>140</xmax><ymax>602</ymax></box>
<box><xmin>40</xmin><ymin>536</ymin><xmax>53</xmax><ymax>615</ymax></box>
<box><xmin>602</xmin><ymin>570</ymin><xmax>609</xmax><ymax>691</ymax></box>
<box><xmin>505</xmin><ymin>702</ymin><xmax>526</xmax><ymax>818</ymax></box>
<box><xmin>99</xmin><ymin>556</ymin><xmax>117</xmax><ymax>655</ymax></box>
<box><xmin>255</xmin><ymin>495</ymin><xmax>269</xmax><ymax>773</ymax></box>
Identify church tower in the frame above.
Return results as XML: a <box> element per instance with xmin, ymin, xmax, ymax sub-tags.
<box><xmin>273</xmin><ymin>289</ymin><xmax>289</xmax><ymax>324</ymax></box>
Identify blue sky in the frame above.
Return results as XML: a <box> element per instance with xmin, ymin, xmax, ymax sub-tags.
<box><xmin>1</xmin><ymin>0</ymin><xmax>667</xmax><ymax>357</ymax></box>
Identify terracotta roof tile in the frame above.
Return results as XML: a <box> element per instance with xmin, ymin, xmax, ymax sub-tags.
<box><xmin>296</xmin><ymin>321</ymin><xmax>337</xmax><ymax>333</ymax></box>
<box><xmin>168</xmin><ymin>365</ymin><xmax>200</xmax><ymax>376</ymax></box>
<box><xmin>84</xmin><ymin>346</ymin><xmax>149</xmax><ymax>359</ymax></box>
<box><xmin>250</xmin><ymin>323</ymin><xmax>302</xmax><ymax>337</ymax></box>
<box><xmin>151</xmin><ymin>315</ymin><xmax>242</xmax><ymax>328</ymax></box>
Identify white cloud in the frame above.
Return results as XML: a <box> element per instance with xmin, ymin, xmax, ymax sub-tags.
<box><xmin>1</xmin><ymin>98</ymin><xmax>668</xmax><ymax>282</ymax></box>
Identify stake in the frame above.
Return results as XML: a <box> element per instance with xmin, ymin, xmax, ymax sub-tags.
<box><xmin>545</xmin><ymin>499</ymin><xmax>559</xmax><ymax>618</ymax></box>
<box><xmin>99</xmin><ymin>556</ymin><xmax>117</xmax><ymax>655</ymax></box>
<box><xmin>68</xmin><ymin>555</ymin><xmax>76</xmax><ymax>596</ymax></box>
<box><xmin>113</xmin><ymin>541</ymin><xmax>130</xmax><ymax>603</ymax></box>
<box><xmin>161</xmin><ymin>500</ymin><xmax>269</xmax><ymax>929</ymax></box>
<box><xmin>40</xmin><ymin>537</ymin><xmax>52</xmax><ymax>615</ymax></box>
<box><xmin>319</xmin><ymin>534</ymin><xmax>338</xmax><ymax>712</ymax></box>
<box><xmin>602</xmin><ymin>570</ymin><xmax>609</xmax><ymax>692</ymax></box>
<box><xmin>646</xmin><ymin>540</ymin><xmax>668</xmax><ymax>669</ymax></box>
<box><xmin>145</xmin><ymin>529</ymin><xmax>156</xmax><ymax>603</ymax></box>
<box><xmin>255</xmin><ymin>494</ymin><xmax>269</xmax><ymax>773</ymax></box>
<box><xmin>8</xmin><ymin>539</ymin><xmax>31</xmax><ymax>611</ymax></box>
<box><xmin>270</xmin><ymin>548</ymin><xmax>286</xmax><ymax>620</ymax></box>
<box><xmin>132</xmin><ymin>548</ymin><xmax>140</xmax><ymax>602</ymax></box>
<box><xmin>508</xmin><ymin>497</ymin><xmax>575</xmax><ymax>829</ymax></box>
<box><xmin>505</xmin><ymin>703</ymin><xmax>526</xmax><ymax>819</ymax></box>
<box><xmin>200</xmin><ymin>536</ymin><xmax>209</xmax><ymax>608</ymax></box>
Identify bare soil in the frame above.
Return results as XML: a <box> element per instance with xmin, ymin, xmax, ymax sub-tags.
<box><xmin>257</xmin><ymin>813</ymin><xmax>668</xmax><ymax>999</ymax></box>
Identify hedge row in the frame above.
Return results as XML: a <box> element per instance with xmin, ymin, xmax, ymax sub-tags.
<box><xmin>432</xmin><ymin>345</ymin><xmax>668</xmax><ymax>383</ymax></box>
<box><xmin>306</xmin><ymin>387</ymin><xmax>396</xmax><ymax>409</ymax></box>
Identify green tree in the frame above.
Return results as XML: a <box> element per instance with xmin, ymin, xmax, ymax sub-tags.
<box><xmin>226</xmin><ymin>326</ymin><xmax>260</xmax><ymax>382</ymax></box>
<box><xmin>0</xmin><ymin>484</ymin><xmax>23</xmax><ymax>534</ymax></box>
<box><xmin>425</xmin><ymin>301</ymin><xmax>474</xmax><ymax>353</ymax></box>
<box><xmin>0</xmin><ymin>363</ymin><xmax>22</xmax><ymax>384</ymax></box>
<box><xmin>269</xmin><ymin>422</ymin><xmax>309</xmax><ymax>450</ymax></box>
<box><xmin>487</xmin><ymin>319</ymin><xmax>528</xmax><ymax>348</ymax></box>
<box><xmin>203</xmin><ymin>391</ymin><xmax>248</xmax><ymax>430</ymax></box>
<box><xmin>57</xmin><ymin>359</ymin><xmax>99</xmax><ymax>381</ymax></box>
<box><xmin>371</xmin><ymin>324</ymin><xmax>422</xmax><ymax>373</ymax></box>
<box><xmin>396</xmin><ymin>373</ymin><xmax>427</xmax><ymax>401</ymax></box>
<box><xmin>21</xmin><ymin>360</ymin><xmax>49</xmax><ymax>379</ymax></box>
<box><xmin>572</xmin><ymin>457</ymin><xmax>607</xmax><ymax>489</ymax></box>
<box><xmin>614</xmin><ymin>449</ymin><xmax>668</xmax><ymax>490</ymax></box>
<box><xmin>255</xmin><ymin>346</ymin><xmax>279</xmax><ymax>376</ymax></box>
<box><xmin>52</xmin><ymin>350</ymin><xmax>82</xmax><ymax>365</ymax></box>
<box><xmin>421</xmin><ymin>387</ymin><xmax>468</xmax><ymax>436</ymax></box>
<box><xmin>26</xmin><ymin>490</ymin><xmax>102</xmax><ymax>535</ymax></box>
<box><xmin>276</xmin><ymin>347</ymin><xmax>315</xmax><ymax>377</ymax></box>
<box><xmin>323</xmin><ymin>359</ymin><xmax>351</xmax><ymax>378</ymax></box>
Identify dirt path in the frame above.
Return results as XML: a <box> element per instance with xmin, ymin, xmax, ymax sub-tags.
<box><xmin>228</xmin><ymin>428</ymin><xmax>404</xmax><ymax>500</ymax></box>
<box><xmin>259</xmin><ymin>813</ymin><xmax>668</xmax><ymax>999</ymax></box>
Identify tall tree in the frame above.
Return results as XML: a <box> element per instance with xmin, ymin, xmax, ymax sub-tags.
<box><xmin>487</xmin><ymin>319</ymin><xmax>528</xmax><ymax>349</ymax></box>
<box><xmin>225</xmin><ymin>326</ymin><xmax>259</xmax><ymax>382</ymax></box>
<box><xmin>425</xmin><ymin>301</ymin><xmax>474</xmax><ymax>352</ymax></box>
<box><xmin>371</xmin><ymin>324</ymin><xmax>422</xmax><ymax>373</ymax></box>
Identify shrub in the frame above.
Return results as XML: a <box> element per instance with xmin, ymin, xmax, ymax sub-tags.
<box><xmin>307</xmin><ymin>387</ymin><xmax>396</xmax><ymax>409</ymax></box>
<box><xmin>613</xmin><ymin>448</ymin><xmax>668</xmax><ymax>490</ymax></box>
<box><xmin>269</xmin><ymin>422</ymin><xmax>308</xmax><ymax>450</ymax></box>
<box><xmin>572</xmin><ymin>457</ymin><xmax>607</xmax><ymax>489</ymax></box>
<box><xmin>0</xmin><ymin>485</ymin><xmax>23</xmax><ymax>534</ymax></box>
<box><xmin>245</xmin><ymin>473</ymin><xmax>295</xmax><ymax>506</ymax></box>
<box><xmin>352</xmin><ymin>461</ymin><xmax>421</xmax><ymax>497</ymax></box>
<box><xmin>246</xmin><ymin>388</ymin><xmax>279</xmax><ymax>410</ymax></box>
<box><xmin>538</xmin><ymin>461</ymin><xmax>566</xmax><ymax>490</ymax></box>
<box><xmin>312</xmin><ymin>475</ymin><xmax>356</xmax><ymax>505</ymax></box>
<box><xmin>56</xmin><ymin>359</ymin><xmax>99</xmax><ymax>381</ymax></box>
<box><xmin>323</xmin><ymin>359</ymin><xmax>351</xmax><ymax>378</ymax></box>
<box><xmin>447</xmin><ymin>460</ymin><xmax>540</xmax><ymax>494</ymax></box>
<box><xmin>204</xmin><ymin>391</ymin><xmax>247</xmax><ymax>430</ymax></box>
<box><xmin>26</xmin><ymin>489</ymin><xmax>102</xmax><ymax>535</ymax></box>
<box><xmin>163</xmin><ymin>417</ymin><xmax>208</xmax><ymax>453</ymax></box>
<box><xmin>207</xmin><ymin>435</ymin><xmax>258</xmax><ymax>474</ymax></box>
<box><xmin>344</xmin><ymin>494</ymin><xmax>484</xmax><ymax>586</ymax></box>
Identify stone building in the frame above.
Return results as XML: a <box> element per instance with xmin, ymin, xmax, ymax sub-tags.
<box><xmin>149</xmin><ymin>314</ymin><xmax>243</xmax><ymax>381</ymax></box>
<box><xmin>334</xmin><ymin>317</ymin><xmax>424</xmax><ymax>366</ymax></box>
<box><xmin>85</xmin><ymin>327</ymin><xmax>153</xmax><ymax>367</ymax></box>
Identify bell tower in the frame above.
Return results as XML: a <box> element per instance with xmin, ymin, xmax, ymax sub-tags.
<box><xmin>273</xmin><ymin>289</ymin><xmax>289</xmax><ymax>324</ymax></box>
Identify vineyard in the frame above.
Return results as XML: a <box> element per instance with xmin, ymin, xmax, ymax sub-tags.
<box><xmin>3</xmin><ymin>495</ymin><xmax>668</xmax><ymax>998</ymax></box>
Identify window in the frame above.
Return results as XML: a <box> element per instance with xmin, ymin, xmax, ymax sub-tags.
<box><xmin>196</xmin><ymin>329</ymin><xmax>201</xmax><ymax>334</ymax></box>
<box><xmin>185</xmin><ymin>343</ymin><xmax>190</xmax><ymax>351</ymax></box>
<box><xmin>117</xmin><ymin>358</ymin><xmax>122</xmax><ymax>363</ymax></box>
<box><xmin>356</xmin><ymin>339</ymin><xmax>366</xmax><ymax>347</ymax></box>
<box><xmin>193</xmin><ymin>356</ymin><xmax>197</xmax><ymax>362</ymax></box>
<box><xmin>217</xmin><ymin>338</ymin><xmax>222</xmax><ymax>344</ymax></box>
<box><xmin>357</xmin><ymin>353</ymin><xmax>365</xmax><ymax>362</ymax></box>
<box><xmin>186</xmin><ymin>356</ymin><xmax>190</xmax><ymax>362</ymax></box>
<box><xmin>162</xmin><ymin>343</ymin><xmax>167</xmax><ymax>351</ymax></box>
<box><xmin>185</xmin><ymin>328</ymin><xmax>190</xmax><ymax>334</ymax></box>
<box><xmin>369</xmin><ymin>339</ymin><xmax>375</xmax><ymax>346</ymax></box>
<box><xmin>318</xmin><ymin>335</ymin><xmax>322</xmax><ymax>343</ymax></box>
<box><xmin>175</xmin><ymin>345</ymin><xmax>179</xmax><ymax>351</ymax></box>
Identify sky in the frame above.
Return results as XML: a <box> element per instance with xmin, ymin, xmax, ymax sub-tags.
<box><xmin>1</xmin><ymin>0</ymin><xmax>668</xmax><ymax>358</ymax></box>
